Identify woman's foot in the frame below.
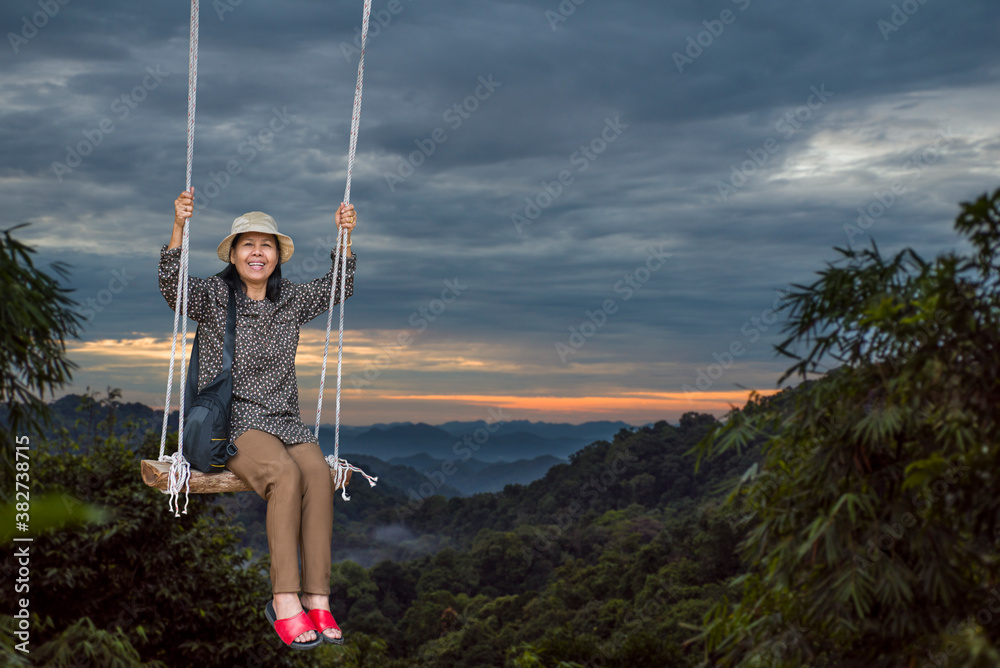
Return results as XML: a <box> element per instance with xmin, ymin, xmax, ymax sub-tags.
<box><xmin>273</xmin><ymin>593</ymin><xmax>317</xmax><ymax>644</ymax></box>
<box><xmin>301</xmin><ymin>593</ymin><xmax>343</xmax><ymax>642</ymax></box>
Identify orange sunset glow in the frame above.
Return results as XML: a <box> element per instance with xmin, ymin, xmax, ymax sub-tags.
<box><xmin>63</xmin><ymin>331</ymin><xmax>779</xmax><ymax>425</ymax></box>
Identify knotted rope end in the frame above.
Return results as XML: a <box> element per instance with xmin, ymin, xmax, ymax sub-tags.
<box><xmin>160</xmin><ymin>452</ymin><xmax>192</xmax><ymax>518</ymax></box>
<box><xmin>324</xmin><ymin>454</ymin><xmax>377</xmax><ymax>501</ymax></box>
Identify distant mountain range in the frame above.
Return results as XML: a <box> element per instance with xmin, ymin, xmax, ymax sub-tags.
<box><xmin>318</xmin><ymin>420</ymin><xmax>630</xmax><ymax>463</ymax></box>
<box><xmin>320</xmin><ymin>420</ymin><xmax>630</xmax><ymax>495</ymax></box>
<box><xmin>14</xmin><ymin>395</ymin><xmax>635</xmax><ymax>496</ymax></box>
<box><xmin>344</xmin><ymin>452</ymin><xmax>569</xmax><ymax>497</ymax></box>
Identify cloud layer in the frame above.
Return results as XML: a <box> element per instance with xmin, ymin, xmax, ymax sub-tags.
<box><xmin>4</xmin><ymin>0</ymin><xmax>999</xmax><ymax>424</ymax></box>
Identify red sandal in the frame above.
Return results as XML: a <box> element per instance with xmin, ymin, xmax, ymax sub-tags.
<box><xmin>305</xmin><ymin>607</ymin><xmax>344</xmax><ymax>645</ymax></box>
<box><xmin>265</xmin><ymin>600</ymin><xmax>322</xmax><ymax>650</ymax></box>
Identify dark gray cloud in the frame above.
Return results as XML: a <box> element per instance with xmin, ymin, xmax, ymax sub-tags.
<box><xmin>3</xmin><ymin>0</ymin><xmax>999</xmax><ymax>421</ymax></box>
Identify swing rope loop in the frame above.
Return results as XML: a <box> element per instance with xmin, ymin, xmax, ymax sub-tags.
<box><xmin>315</xmin><ymin>0</ymin><xmax>377</xmax><ymax>501</ymax></box>
<box><xmin>158</xmin><ymin>0</ymin><xmax>200</xmax><ymax>516</ymax></box>
<box><xmin>157</xmin><ymin>0</ymin><xmax>375</xmax><ymax>507</ymax></box>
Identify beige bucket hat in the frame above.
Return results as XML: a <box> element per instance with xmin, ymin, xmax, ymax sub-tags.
<box><xmin>216</xmin><ymin>211</ymin><xmax>295</xmax><ymax>264</ymax></box>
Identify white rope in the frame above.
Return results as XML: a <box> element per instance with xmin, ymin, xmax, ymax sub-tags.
<box><xmin>325</xmin><ymin>455</ymin><xmax>378</xmax><ymax>501</ymax></box>
<box><xmin>314</xmin><ymin>0</ymin><xmax>377</xmax><ymax>500</ymax></box>
<box><xmin>157</xmin><ymin>0</ymin><xmax>199</xmax><ymax>516</ymax></box>
<box><xmin>157</xmin><ymin>0</ymin><xmax>376</xmax><ymax>507</ymax></box>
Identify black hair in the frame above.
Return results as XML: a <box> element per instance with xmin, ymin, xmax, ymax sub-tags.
<box><xmin>218</xmin><ymin>232</ymin><xmax>283</xmax><ymax>302</ymax></box>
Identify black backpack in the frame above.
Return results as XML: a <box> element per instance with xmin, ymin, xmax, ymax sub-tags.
<box><xmin>183</xmin><ymin>285</ymin><xmax>239</xmax><ymax>473</ymax></box>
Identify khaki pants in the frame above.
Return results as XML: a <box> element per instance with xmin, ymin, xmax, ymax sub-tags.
<box><xmin>227</xmin><ymin>430</ymin><xmax>333</xmax><ymax>595</ymax></box>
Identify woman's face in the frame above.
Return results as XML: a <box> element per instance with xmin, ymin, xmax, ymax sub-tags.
<box><xmin>230</xmin><ymin>232</ymin><xmax>278</xmax><ymax>285</ymax></box>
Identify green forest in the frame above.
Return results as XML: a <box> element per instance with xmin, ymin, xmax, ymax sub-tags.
<box><xmin>2</xmin><ymin>188</ymin><xmax>1000</xmax><ymax>667</ymax></box>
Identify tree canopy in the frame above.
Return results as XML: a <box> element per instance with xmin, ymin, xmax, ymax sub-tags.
<box><xmin>0</xmin><ymin>225</ymin><xmax>81</xmax><ymax>460</ymax></box>
<box><xmin>694</xmin><ymin>187</ymin><xmax>1000</xmax><ymax>666</ymax></box>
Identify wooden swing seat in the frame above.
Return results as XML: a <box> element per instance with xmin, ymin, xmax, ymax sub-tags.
<box><xmin>141</xmin><ymin>459</ymin><xmax>351</xmax><ymax>494</ymax></box>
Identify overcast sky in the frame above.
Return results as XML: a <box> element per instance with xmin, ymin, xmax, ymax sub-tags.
<box><xmin>3</xmin><ymin>0</ymin><xmax>998</xmax><ymax>426</ymax></box>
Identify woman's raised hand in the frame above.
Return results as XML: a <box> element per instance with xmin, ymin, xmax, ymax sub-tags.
<box><xmin>174</xmin><ymin>190</ymin><xmax>194</xmax><ymax>228</ymax></box>
<box><xmin>168</xmin><ymin>190</ymin><xmax>194</xmax><ymax>250</ymax></box>
<box><xmin>335</xmin><ymin>203</ymin><xmax>357</xmax><ymax>235</ymax></box>
<box><xmin>334</xmin><ymin>203</ymin><xmax>357</xmax><ymax>257</ymax></box>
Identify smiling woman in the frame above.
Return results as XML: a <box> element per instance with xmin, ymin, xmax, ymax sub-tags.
<box><xmin>159</xmin><ymin>191</ymin><xmax>358</xmax><ymax>648</ymax></box>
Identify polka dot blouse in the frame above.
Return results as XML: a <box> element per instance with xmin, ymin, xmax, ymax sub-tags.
<box><xmin>158</xmin><ymin>245</ymin><xmax>356</xmax><ymax>446</ymax></box>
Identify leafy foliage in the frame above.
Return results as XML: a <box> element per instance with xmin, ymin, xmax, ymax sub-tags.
<box><xmin>693</xmin><ymin>188</ymin><xmax>1000</xmax><ymax>666</ymax></box>
<box><xmin>314</xmin><ymin>421</ymin><xmax>753</xmax><ymax>667</ymax></box>
<box><xmin>0</xmin><ymin>225</ymin><xmax>81</xmax><ymax>463</ymax></box>
<box><xmin>0</xmin><ymin>422</ymin><xmax>320</xmax><ymax>668</ymax></box>
<box><xmin>0</xmin><ymin>492</ymin><xmax>108</xmax><ymax>544</ymax></box>
<box><xmin>3</xmin><ymin>394</ymin><xmax>756</xmax><ymax>666</ymax></box>
<box><xmin>26</xmin><ymin>617</ymin><xmax>165</xmax><ymax>668</ymax></box>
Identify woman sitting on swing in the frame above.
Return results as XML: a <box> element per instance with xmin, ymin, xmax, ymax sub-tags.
<box><xmin>159</xmin><ymin>190</ymin><xmax>357</xmax><ymax>649</ymax></box>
